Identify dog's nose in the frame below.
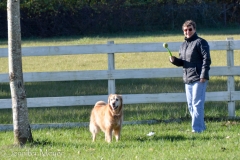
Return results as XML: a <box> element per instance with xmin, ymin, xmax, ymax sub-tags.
<box><xmin>113</xmin><ymin>103</ymin><xmax>115</xmax><ymax>106</ymax></box>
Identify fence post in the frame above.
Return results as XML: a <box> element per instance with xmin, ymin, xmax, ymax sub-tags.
<box><xmin>107</xmin><ymin>41</ymin><xmax>115</xmax><ymax>94</ymax></box>
<box><xmin>226</xmin><ymin>37</ymin><xmax>235</xmax><ymax>117</ymax></box>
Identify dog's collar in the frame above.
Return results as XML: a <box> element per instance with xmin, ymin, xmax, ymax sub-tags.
<box><xmin>110</xmin><ymin>110</ymin><xmax>122</xmax><ymax>118</ymax></box>
<box><xmin>113</xmin><ymin>113</ymin><xmax>121</xmax><ymax>117</ymax></box>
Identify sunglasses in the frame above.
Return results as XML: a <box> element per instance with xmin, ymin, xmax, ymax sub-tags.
<box><xmin>183</xmin><ymin>28</ymin><xmax>193</xmax><ymax>32</ymax></box>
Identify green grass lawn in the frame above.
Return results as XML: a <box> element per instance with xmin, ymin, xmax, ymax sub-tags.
<box><xmin>0</xmin><ymin>28</ymin><xmax>240</xmax><ymax>159</ymax></box>
<box><xmin>0</xmin><ymin>121</ymin><xmax>240</xmax><ymax>160</ymax></box>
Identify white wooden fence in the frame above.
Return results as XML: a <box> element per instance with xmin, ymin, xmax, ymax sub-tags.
<box><xmin>0</xmin><ymin>38</ymin><xmax>240</xmax><ymax>117</ymax></box>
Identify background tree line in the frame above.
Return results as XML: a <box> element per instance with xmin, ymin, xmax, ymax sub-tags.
<box><xmin>0</xmin><ymin>0</ymin><xmax>239</xmax><ymax>38</ymax></box>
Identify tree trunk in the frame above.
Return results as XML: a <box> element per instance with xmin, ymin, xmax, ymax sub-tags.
<box><xmin>7</xmin><ymin>0</ymin><xmax>33</xmax><ymax>145</ymax></box>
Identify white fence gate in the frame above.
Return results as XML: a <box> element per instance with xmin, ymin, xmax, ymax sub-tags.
<box><xmin>0</xmin><ymin>38</ymin><xmax>240</xmax><ymax>118</ymax></box>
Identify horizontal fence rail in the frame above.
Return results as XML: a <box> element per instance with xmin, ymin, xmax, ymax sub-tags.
<box><xmin>0</xmin><ymin>91</ymin><xmax>239</xmax><ymax>109</ymax></box>
<box><xmin>0</xmin><ymin>40</ymin><xmax>240</xmax><ymax>57</ymax></box>
<box><xmin>0</xmin><ymin>67</ymin><xmax>240</xmax><ymax>82</ymax></box>
<box><xmin>0</xmin><ymin>39</ymin><xmax>240</xmax><ymax>117</ymax></box>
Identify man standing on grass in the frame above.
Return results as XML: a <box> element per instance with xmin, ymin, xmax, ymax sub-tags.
<box><xmin>169</xmin><ymin>20</ymin><xmax>211</xmax><ymax>133</ymax></box>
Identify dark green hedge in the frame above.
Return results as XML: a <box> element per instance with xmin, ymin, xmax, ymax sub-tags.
<box><xmin>0</xmin><ymin>0</ymin><xmax>239</xmax><ymax>38</ymax></box>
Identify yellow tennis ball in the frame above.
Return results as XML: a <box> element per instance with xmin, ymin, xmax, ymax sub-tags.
<box><xmin>163</xmin><ymin>43</ymin><xmax>168</xmax><ymax>48</ymax></box>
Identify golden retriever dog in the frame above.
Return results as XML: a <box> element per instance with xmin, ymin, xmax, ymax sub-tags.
<box><xmin>89</xmin><ymin>94</ymin><xmax>123</xmax><ymax>143</ymax></box>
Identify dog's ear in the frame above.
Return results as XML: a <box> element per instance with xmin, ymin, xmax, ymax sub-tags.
<box><xmin>118</xmin><ymin>95</ymin><xmax>123</xmax><ymax>104</ymax></box>
<box><xmin>108</xmin><ymin>94</ymin><xmax>112</xmax><ymax>104</ymax></box>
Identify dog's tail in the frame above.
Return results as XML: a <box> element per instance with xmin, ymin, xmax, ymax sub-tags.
<box><xmin>95</xmin><ymin>101</ymin><xmax>106</xmax><ymax>106</ymax></box>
